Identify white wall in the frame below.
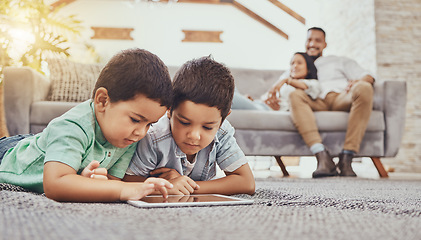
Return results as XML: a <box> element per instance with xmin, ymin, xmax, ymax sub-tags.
<box><xmin>315</xmin><ymin>0</ymin><xmax>377</xmax><ymax>75</ymax></box>
<box><xmin>58</xmin><ymin>0</ymin><xmax>320</xmax><ymax>70</ymax></box>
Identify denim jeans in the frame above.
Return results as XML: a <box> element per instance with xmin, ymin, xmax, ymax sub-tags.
<box><xmin>231</xmin><ymin>89</ymin><xmax>271</xmax><ymax>111</ymax></box>
<box><xmin>0</xmin><ymin>134</ymin><xmax>33</xmax><ymax>163</ymax></box>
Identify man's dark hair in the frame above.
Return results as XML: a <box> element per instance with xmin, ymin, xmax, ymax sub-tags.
<box><xmin>172</xmin><ymin>56</ymin><xmax>234</xmax><ymax>121</ymax></box>
<box><xmin>92</xmin><ymin>48</ymin><xmax>172</xmax><ymax>108</ymax></box>
<box><xmin>307</xmin><ymin>27</ymin><xmax>326</xmax><ymax>38</ymax></box>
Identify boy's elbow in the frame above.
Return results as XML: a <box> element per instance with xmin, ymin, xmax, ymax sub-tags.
<box><xmin>43</xmin><ymin>183</ymin><xmax>60</xmax><ymax>201</ymax></box>
<box><xmin>43</xmin><ymin>186</ymin><xmax>60</xmax><ymax>201</ymax></box>
<box><xmin>245</xmin><ymin>179</ymin><xmax>256</xmax><ymax>195</ymax></box>
<box><xmin>43</xmin><ymin>182</ymin><xmax>66</xmax><ymax>202</ymax></box>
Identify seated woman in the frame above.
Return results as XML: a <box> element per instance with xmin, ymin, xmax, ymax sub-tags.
<box><xmin>231</xmin><ymin>52</ymin><xmax>319</xmax><ymax>111</ymax></box>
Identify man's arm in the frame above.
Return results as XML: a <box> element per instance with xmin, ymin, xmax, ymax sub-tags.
<box><xmin>342</xmin><ymin>57</ymin><xmax>375</xmax><ymax>89</ymax></box>
<box><xmin>43</xmin><ymin>161</ymin><xmax>172</xmax><ymax>202</ymax></box>
<box><xmin>345</xmin><ymin>74</ymin><xmax>375</xmax><ymax>92</ymax></box>
<box><xmin>361</xmin><ymin>74</ymin><xmax>375</xmax><ymax>84</ymax></box>
<box><xmin>192</xmin><ymin>163</ymin><xmax>255</xmax><ymax>195</ymax></box>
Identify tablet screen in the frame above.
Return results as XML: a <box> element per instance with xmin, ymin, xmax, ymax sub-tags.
<box><xmin>141</xmin><ymin>194</ymin><xmax>242</xmax><ymax>203</ymax></box>
<box><xmin>127</xmin><ymin>194</ymin><xmax>253</xmax><ymax>208</ymax></box>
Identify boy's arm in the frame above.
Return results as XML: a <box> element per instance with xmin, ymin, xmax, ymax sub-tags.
<box><xmin>125</xmin><ymin>135</ymin><xmax>161</xmax><ymax>178</ymax></box>
<box><xmin>123</xmin><ymin>173</ymin><xmax>199</xmax><ymax>195</ymax></box>
<box><xmin>43</xmin><ymin>161</ymin><xmax>172</xmax><ymax>202</ymax></box>
<box><xmin>123</xmin><ymin>173</ymin><xmax>148</xmax><ymax>182</ymax></box>
<box><xmin>192</xmin><ymin>163</ymin><xmax>255</xmax><ymax>195</ymax></box>
<box><xmin>125</xmin><ymin>167</ymin><xmax>182</xmax><ymax>181</ymax></box>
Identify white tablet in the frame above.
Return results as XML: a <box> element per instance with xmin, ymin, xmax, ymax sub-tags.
<box><xmin>127</xmin><ymin>194</ymin><xmax>254</xmax><ymax>208</ymax></box>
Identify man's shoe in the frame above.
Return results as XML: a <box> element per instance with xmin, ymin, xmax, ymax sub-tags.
<box><xmin>312</xmin><ymin>150</ymin><xmax>338</xmax><ymax>178</ymax></box>
<box><xmin>337</xmin><ymin>153</ymin><xmax>357</xmax><ymax>177</ymax></box>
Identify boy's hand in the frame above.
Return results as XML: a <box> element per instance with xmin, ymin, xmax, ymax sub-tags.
<box><xmin>120</xmin><ymin>177</ymin><xmax>173</xmax><ymax>201</ymax></box>
<box><xmin>150</xmin><ymin>168</ymin><xmax>181</xmax><ymax>180</ymax></box>
<box><xmin>168</xmin><ymin>176</ymin><xmax>200</xmax><ymax>195</ymax></box>
<box><xmin>80</xmin><ymin>160</ymin><xmax>108</xmax><ymax>180</ymax></box>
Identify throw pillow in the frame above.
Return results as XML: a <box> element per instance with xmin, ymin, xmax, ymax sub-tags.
<box><xmin>47</xmin><ymin>58</ymin><xmax>103</xmax><ymax>102</ymax></box>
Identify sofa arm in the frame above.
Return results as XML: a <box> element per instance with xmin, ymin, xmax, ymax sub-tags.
<box><xmin>382</xmin><ymin>80</ymin><xmax>406</xmax><ymax>157</ymax></box>
<box><xmin>4</xmin><ymin>67</ymin><xmax>51</xmax><ymax>135</ymax></box>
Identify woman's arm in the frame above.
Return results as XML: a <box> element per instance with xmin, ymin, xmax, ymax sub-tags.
<box><xmin>192</xmin><ymin>163</ymin><xmax>255</xmax><ymax>195</ymax></box>
<box><xmin>267</xmin><ymin>78</ymin><xmax>289</xmax><ymax>100</ymax></box>
<box><xmin>264</xmin><ymin>78</ymin><xmax>289</xmax><ymax>110</ymax></box>
<box><xmin>287</xmin><ymin>78</ymin><xmax>309</xmax><ymax>90</ymax></box>
<box><xmin>300</xmin><ymin>79</ymin><xmax>321</xmax><ymax>100</ymax></box>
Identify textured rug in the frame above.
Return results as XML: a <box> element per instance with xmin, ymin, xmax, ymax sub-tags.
<box><xmin>1</xmin><ymin>177</ymin><xmax>420</xmax><ymax>240</ymax></box>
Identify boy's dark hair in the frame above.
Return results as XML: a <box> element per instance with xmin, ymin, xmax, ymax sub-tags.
<box><xmin>92</xmin><ymin>48</ymin><xmax>172</xmax><ymax>108</ymax></box>
<box><xmin>307</xmin><ymin>27</ymin><xmax>326</xmax><ymax>38</ymax></box>
<box><xmin>172</xmin><ymin>56</ymin><xmax>234</xmax><ymax>121</ymax></box>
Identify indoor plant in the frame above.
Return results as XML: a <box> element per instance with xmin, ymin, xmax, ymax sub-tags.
<box><xmin>0</xmin><ymin>0</ymin><xmax>83</xmax><ymax>137</ymax></box>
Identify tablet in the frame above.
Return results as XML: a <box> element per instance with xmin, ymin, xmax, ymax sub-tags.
<box><xmin>127</xmin><ymin>194</ymin><xmax>254</xmax><ymax>208</ymax></box>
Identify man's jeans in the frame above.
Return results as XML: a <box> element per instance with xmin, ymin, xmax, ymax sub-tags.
<box><xmin>0</xmin><ymin>134</ymin><xmax>33</xmax><ymax>163</ymax></box>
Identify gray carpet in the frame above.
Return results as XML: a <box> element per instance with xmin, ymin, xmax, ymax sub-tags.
<box><xmin>1</xmin><ymin>177</ymin><xmax>420</xmax><ymax>240</ymax></box>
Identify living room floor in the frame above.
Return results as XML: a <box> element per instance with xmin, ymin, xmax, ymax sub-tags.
<box><xmin>247</xmin><ymin>156</ymin><xmax>421</xmax><ymax>180</ymax></box>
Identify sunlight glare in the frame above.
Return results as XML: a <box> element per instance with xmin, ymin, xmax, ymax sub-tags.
<box><xmin>7</xmin><ymin>28</ymin><xmax>35</xmax><ymax>59</ymax></box>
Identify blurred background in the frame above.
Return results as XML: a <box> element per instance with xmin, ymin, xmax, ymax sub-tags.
<box><xmin>1</xmin><ymin>0</ymin><xmax>420</xmax><ymax>175</ymax></box>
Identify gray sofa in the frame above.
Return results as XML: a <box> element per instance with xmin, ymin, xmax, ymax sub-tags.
<box><xmin>3</xmin><ymin>66</ymin><xmax>407</xmax><ymax>178</ymax></box>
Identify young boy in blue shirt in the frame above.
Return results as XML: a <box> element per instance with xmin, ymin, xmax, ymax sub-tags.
<box><xmin>0</xmin><ymin>48</ymin><xmax>174</xmax><ymax>202</ymax></box>
<box><xmin>124</xmin><ymin>56</ymin><xmax>255</xmax><ymax>196</ymax></box>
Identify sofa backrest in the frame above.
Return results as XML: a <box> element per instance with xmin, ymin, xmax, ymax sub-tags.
<box><xmin>168</xmin><ymin>66</ymin><xmax>283</xmax><ymax>99</ymax></box>
<box><xmin>230</xmin><ymin>68</ymin><xmax>284</xmax><ymax>99</ymax></box>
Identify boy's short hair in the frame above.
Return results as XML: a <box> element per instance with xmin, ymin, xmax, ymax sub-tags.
<box><xmin>92</xmin><ymin>48</ymin><xmax>172</xmax><ymax>108</ymax></box>
<box><xmin>172</xmin><ymin>56</ymin><xmax>234</xmax><ymax>121</ymax></box>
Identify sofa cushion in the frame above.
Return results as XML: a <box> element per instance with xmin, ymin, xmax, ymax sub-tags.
<box><xmin>227</xmin><ymin>110</ymin><xmax>385</xmax><ymax>132</ymax></box>
<box><xmin>30</xmin><ymin>101</ymin><xmax>79</xmax><ymax>126</ymax></box>
<box><xmin>47</xmin><ymin>58</ymin><xmax>103</xmax><ymax>102</ymax></box>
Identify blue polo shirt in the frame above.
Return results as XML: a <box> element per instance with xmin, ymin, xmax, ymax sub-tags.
<box><xmin>0</xmin><ymin>100</ymin><xmax>136</xmax><ymax>193</ymax></box>
<box><xmin>127</xmin><ymin>116</ymin><xmax>248</xmax><ymax>181</ymax></box>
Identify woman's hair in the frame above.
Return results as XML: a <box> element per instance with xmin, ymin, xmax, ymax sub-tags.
<box><xmin>293</xmin><ymin>52</ymin><xmax>318</xmax><ymax>80</ymax></box>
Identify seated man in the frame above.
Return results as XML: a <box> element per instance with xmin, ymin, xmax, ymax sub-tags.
<box><xmin>268</xmin><ymin>27</ymin><xmax>375</xmax><ymax>178</ymax></box>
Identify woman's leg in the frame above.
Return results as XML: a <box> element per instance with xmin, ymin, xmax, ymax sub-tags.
<box><xmin>231</xmin><ymin>89</ymin><xmax>271</xmax><ymax>111</ymax></box>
